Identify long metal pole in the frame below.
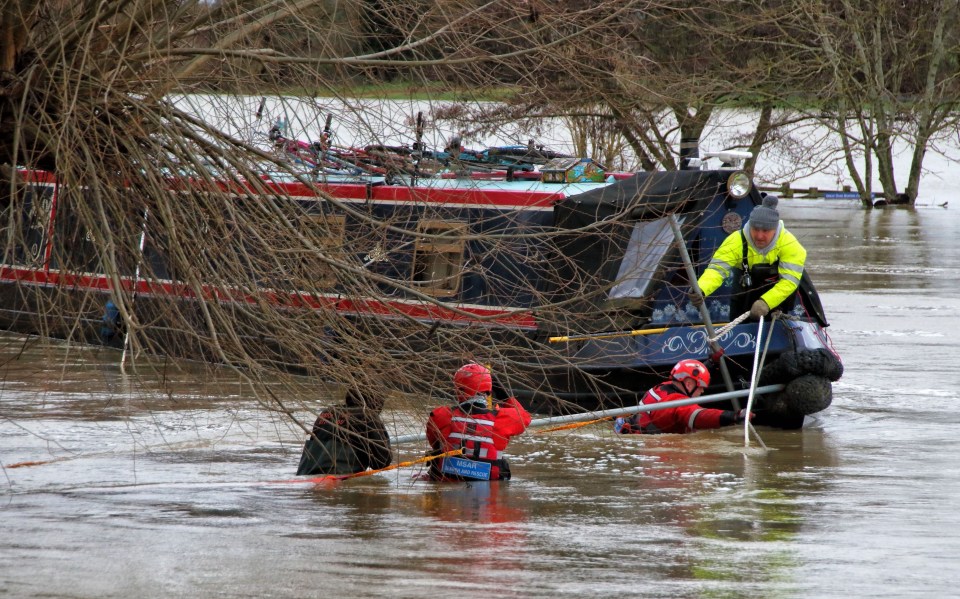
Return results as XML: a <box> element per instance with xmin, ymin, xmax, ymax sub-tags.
<box><xmin>389</xmin><ymin>384</ymin><xmax>785</xmax><ymax>445</ymax></box>
<box><xmin>668</xmin><ymin>213</ymin><xmax>765</xmax><ymax>447</ymax></box>
<box><xmin>667</xmin><ymin>214</ymin><xmax>738</xmax><ymax>402</ymax></box>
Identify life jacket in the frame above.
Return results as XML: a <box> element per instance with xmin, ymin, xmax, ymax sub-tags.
<box><xmin>640</xmin><ymin>381</ymin><xmax>691</xmax><ymax>433</ymax></box>
<box><xmin>431</xmin><ymin>402</ymin><xmax>511</xmax><ymax>481</ymax></box>
<box><xmin>728</xmin><ymin>230</ymin><xmax>788</xmax><ymax>315</ymax></box>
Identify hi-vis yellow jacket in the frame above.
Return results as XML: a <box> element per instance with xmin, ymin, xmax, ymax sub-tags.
<box><xmin>696</xmin><ymin>222</ymin><xmax>807</xmax><ymax>309</ymax></box>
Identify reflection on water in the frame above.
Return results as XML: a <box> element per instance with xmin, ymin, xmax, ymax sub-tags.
<box><xmin>3</xmin><ymin>205</ymin><xmax>960</xmax><ymax>598</ymax></box>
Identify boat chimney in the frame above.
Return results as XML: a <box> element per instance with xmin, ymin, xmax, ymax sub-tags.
<box><xmin>679</xmin><ymin>137</ymin><xmax>700</xmax><ymax>170</ymax></box>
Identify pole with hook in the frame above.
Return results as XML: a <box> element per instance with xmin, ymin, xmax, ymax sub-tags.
<box><xmin>667</xmin><ymin>214</ymin><xmax>736</xmax><ymax>397</ymax></box>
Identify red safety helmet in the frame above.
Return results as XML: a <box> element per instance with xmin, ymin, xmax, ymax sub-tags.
<box><xmin>454</xmin><ymin>362</ymin><xmax>493</xmax><ymax>400</ymax></box>
<box><xmin>671</xmin><ymin>359</ymin><xmax>711</xmax><ymax>389</ymax></box>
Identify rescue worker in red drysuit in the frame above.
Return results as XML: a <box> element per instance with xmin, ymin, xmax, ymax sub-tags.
<box><xmin>615</xmin><ymin>359</ymin><xmax>754</xmax><ymax>434</ymax></box>
<box><xmin>426</xmin><ymin>363</ymin><xmax>532</xmax><ymax>481</ymax></box>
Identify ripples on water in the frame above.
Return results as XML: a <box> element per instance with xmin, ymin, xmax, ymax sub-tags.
<box><xmin>2</xmin><ymin>203</ymin><xmax>960</xmax><ymax>598</ymax></box>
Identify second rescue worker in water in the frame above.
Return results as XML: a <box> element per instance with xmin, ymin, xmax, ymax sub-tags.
<box><xmin>691</xmin><ymin>194</ymin><xmax>807</xmax><ymax>320</ymax></box>
<box><xmin>615</xmin><ymin>359</ymin><xmax>753</xmax><ymax>434</ymax></box>
<box><xmin>426</xmin><ymin>363</ymin><xmax>531</xmax><ymax>481</ymax></box>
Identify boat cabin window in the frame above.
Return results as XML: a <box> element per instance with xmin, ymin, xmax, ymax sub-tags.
<box><xmin>608</xmin><ymin>216</ymin><xmax>678</xmax><ymax>303</ymax></box>
<box><xmin>5</xmin><ymin>183</ymin><xmax>54</xmax><ymax>268</ymax></box>
<box><xmin>412</xmin><ymin>221</ymin><xmax>466</xmax><ymax>297</ymax></box>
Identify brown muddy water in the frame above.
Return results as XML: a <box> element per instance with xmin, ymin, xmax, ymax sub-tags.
<box><xmin>2</xmin><ymin>201</ymin><xmax>959</xmax><ymax>598</ymax></box>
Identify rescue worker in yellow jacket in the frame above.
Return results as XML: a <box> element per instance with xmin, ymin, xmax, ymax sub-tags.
<box><xmin>691</xmin><ymin>194</ymin><xmax>806</xmax><ymax>320</ymax></box>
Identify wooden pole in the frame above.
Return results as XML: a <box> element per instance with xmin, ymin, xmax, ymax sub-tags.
<box><xmin>548</xmin><ymin>322</ymin><xmax>729</xmax><ymax>344</ymax></box>
<box><xmin>667</xmin><ymin>214</ymin><xmax>737</xmax><ymax>401</ymax></box>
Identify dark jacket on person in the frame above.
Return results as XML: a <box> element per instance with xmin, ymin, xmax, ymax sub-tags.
<box><xmin>296</xmin><ymin>406</ymin><xmax>392</xmax><ymax>476</ymax></box>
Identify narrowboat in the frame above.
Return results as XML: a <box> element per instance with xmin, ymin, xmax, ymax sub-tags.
<box><xmin>0</xmin><ymin>154</ymin><xmax>841</xmax><ymax>428</ymax></box>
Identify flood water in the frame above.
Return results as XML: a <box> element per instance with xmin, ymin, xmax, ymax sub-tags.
<box><xmin>2</xmin><ymin>200</ymin><xmax>959</xmax><ymax>598</ymax></box>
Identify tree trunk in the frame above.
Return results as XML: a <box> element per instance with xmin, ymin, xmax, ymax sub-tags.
<box><xmin>743</xmin><ymin>104</ymin><xmax>773</xmax><ymax>177</ymax></box>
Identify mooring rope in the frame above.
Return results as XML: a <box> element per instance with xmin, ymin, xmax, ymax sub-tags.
<box><xmin>708</xmin><ymin>310</ymin><xmax>752</xmax><ymax>342</ymax></box>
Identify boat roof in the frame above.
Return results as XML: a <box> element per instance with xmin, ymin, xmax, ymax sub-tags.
<box><xmin>266</xmin><ymin>172</ymin><xmax>621</xmax><ymax>209</ymax></box>
<box><xmin>554</xmin><ymin>170</ymin><xmax>729</xmax><ymax>224</ymax></box>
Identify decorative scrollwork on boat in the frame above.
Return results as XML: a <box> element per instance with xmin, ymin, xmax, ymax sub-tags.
<box><xmin>364</xmin><ymin>244</ymin><xmax>387</xmax><ymax>263</ymax></box>
<box><xmin>663</xmin><ymin>328</ymin><xmax>757</xmax><ymax>354</ymax></box>
<box><xmin>728</xmin><ymin>331</ymin><xmax>755</xmax><ymax>349</ymax></box>
<box><xmin>23</xmin><ymin>188</ymin><xmax>52</xmax><ymax>266</ymax></box>
<box><xmin>664</xmin><ymin>329</ymin><xmax>710</xmax><ymax>353</ymax></box>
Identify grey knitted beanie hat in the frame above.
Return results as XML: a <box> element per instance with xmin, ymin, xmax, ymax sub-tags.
<box><xmin>749</xmin><ymin>194</ymin><xmax>780</xmax><ymax>230</ymax></box>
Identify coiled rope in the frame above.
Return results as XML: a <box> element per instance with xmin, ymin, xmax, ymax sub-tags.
<box><xmin>708</xmin><ymin>310</ymin><xmax>752</xmax><ymax>343</ymax></box>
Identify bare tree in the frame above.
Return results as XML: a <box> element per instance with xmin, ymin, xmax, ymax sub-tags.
<box><xmin>775</xmin><ymin>0</ymin><xmax>960</xmax><ymax>206</ymax></box>
<box><xmin>0</xmin><ymin>0</ymin><xmax>858</xmax><ymax>470</ymax></box>
<box><xmin>0</xmin><ymin>0</ymin><xmax>683</xmax><ymax>455</ymax></box>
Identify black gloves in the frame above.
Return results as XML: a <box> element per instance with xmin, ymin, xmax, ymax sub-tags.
<box><xmin>689</xmin><ymin>288</ymin><xmax>704</xmax><ymax>308</ymax></box>
<box><xmin>720</xmin><ymin>409</ymin><xmax>755</xmax><ymax>426</ymax></box>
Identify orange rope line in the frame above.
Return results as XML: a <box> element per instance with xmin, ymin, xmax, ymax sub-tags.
<box><xmin>275</xmin><ymin>448</ymin><xmax>464</xmax><ymax>484</ymax></box>
<box><xmin>335</xmin><ymin>448</ymin><xmax>463</xmax><ymax>481</ymax></box>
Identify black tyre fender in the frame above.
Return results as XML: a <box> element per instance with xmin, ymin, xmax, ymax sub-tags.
<box><xmin>758</xmin><ymin>349</ymin><xmax>844</xmax><ymax>386</ymax></box>
<box><xmin>752</xmin><ymin>374</ymin><xmax>833</xmax><ymax>429</ymax></box>
<box><xmin>782</xmin><ymin>374</ymin><xmax>833</xmax><ymax>415</ymax></box>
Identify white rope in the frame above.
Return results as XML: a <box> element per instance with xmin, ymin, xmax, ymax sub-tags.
<box><xmin>747</xmin><ymin>313</ymin><xmax>777</xmax><ymax>450</ymax></box>
<box><xmin>745</xmin><ymin>314</ymin><xmax>764</xmax><ymax>447</ymax></box>
<box><xmin>708</xmin><ymin>310</ymin><xmax>751</xmax><ymax>342</ymax></box>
